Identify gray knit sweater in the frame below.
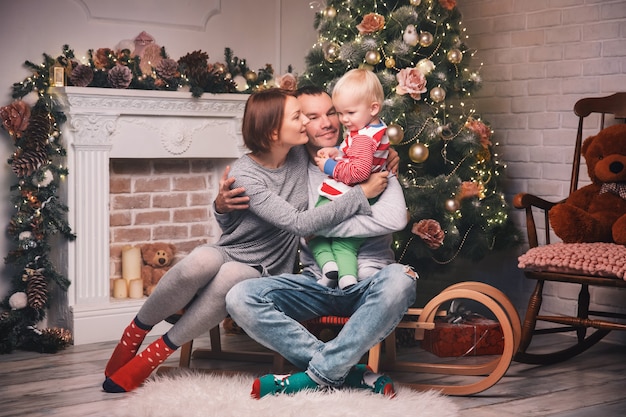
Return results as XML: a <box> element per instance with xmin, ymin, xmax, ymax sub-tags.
<box><xmin>213</xmin><ymin>146</ymin><xmax>372</xmax><ymax>276</ymax></box>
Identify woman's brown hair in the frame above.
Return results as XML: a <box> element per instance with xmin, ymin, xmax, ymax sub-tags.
<box><xmin>241</xmin><ymin>88</ymin><xmax>294</xmax><ymax>153</ymax></box>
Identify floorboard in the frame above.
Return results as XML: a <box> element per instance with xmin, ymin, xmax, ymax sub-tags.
<box><xmin>0</xmin><ymin>329</ymin><xmax>624</xmax><ymax>416</ymax></box>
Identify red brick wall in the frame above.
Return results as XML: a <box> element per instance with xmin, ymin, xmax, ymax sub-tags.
<box><xmin>109</xmin><ymin>159</ymin><xmax>219</xmax><ymax>278</ymax></box>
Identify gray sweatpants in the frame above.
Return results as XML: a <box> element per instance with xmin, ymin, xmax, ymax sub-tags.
<box><xmin>136</xmin><ymin>246</ymin><xmax>261</xmax><ymax>346</ymax></box>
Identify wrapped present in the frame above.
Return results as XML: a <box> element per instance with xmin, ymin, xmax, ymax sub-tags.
<box><xmin>421</xmin><ymin>314</ymin><xmax>504</xmax><ymax>357</ymax></box>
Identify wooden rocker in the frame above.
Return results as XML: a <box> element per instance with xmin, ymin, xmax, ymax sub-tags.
<box><xmin>513</xmin><ymin>92</ymin><xmax>626</xmax><ymax>365</ymax></box>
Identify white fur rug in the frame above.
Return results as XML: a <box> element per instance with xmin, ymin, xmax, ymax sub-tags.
<box><xmin>114</xmin><ymin>370</ymin><xmax>459</xmax><ymax>417</ymax></box>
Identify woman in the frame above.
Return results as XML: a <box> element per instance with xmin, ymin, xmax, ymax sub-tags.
<box><xmin>102</xmin><ymin>89</ymin><xmax>387</xmax><ymax>393</ymax></box>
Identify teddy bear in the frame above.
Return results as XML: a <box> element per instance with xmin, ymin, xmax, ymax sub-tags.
<box><xmin>549</xmin><ymin>123</ymin><xmax>626</xmax><ymax>245</ymax></box>
<box><xmin>141</xmin><ymin>242</ymin><xmax>176</xmax><ymax>296</ymax></box>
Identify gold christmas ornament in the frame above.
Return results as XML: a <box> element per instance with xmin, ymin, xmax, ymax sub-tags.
<box><xmin>430</xmin><ymin>86</ymin><xmax>446</xmax><ymax>102</ymax></box>
<box><xmin>409</xmin><ymin>143</ymin><xmax>429</xmax><ymax>163</ymax></box>
<box><xmin>447</xmin><ymin>48</ymin><xmax>463</xmax><ymax>64</ymax></box>
<box><xmin>244</xmin><ymin>70</ymin><xmax>258</xmax><ymax>82</ymax></box>
<box><xmin>385</xmin><ymin>56</ymin><xmax>396</xmax><ymax>68</ymax></box>
<box><xmin>387</xmin><ymin>124</ymin><xmax>404</xmax><ymax>144</ymax></box>
<box><xmin>419</xmin><ymin>31</ymin><xmax>434</xmax><ymax>47</ymax></box>
<box><xmin>410</xmin><ymin>0</ymin><xmax>422</xmax><ymax>5</ymax></box>
<box><xmin>322</xmin><ymin>41</ymin><xmax>340</xmax><ymax>63</ymax></box>
<box><xmin>365</xmin><ymin>50</ymin><xmax>381</xmax><ymax>65</ymax></box>
<box><xmin>416</xmin><ymin>58</ymin><xmax>435</xmax><ymax>75</ymax></box>
<box><xmin>322</xmin><ymin>6</ymin><xmax>337</xmax><ymax>18</ymax></box>
<box><xmin>445</xmin><ymin>198</ymin><xmax>460</xmax><ymax>212</ymax></box>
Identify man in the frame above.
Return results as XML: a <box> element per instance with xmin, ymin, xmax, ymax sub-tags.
<box><xmin>220</xmin><ymin>86</ymin><xmax>417</xmax><ymax>398</ymax></box>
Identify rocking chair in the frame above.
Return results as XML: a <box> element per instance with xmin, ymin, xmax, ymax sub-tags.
<box><xmin>513</xmin><ymin>92</ymin><xmax>626</xmax><ymax>365</ymax></box>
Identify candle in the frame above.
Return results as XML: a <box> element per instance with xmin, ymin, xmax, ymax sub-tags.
<box><xmin>112</xmin><ymin>278</ymin><xmax>128</xmax><ymax>298</ymax></box>
<box><xmin>122</xmin><ymin>246</ymin><xmax>142</xmax><ymax>286</ymax></box>
<box><xmin>128</xmin><ymin>279</ymin><xmax>144</xmax><ymax>299</ymax></box>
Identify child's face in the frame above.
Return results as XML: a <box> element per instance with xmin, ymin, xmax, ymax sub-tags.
<box><xmin>333</xmin><ymin>93</ymin><xmax>380</xmax><ymax>132</ymax></box>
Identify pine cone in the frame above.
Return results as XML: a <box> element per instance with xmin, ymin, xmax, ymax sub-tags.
<box><xmin>20</xmin><ymin>105</ymin><xmax>51</xmax><ymax>151</ymax></box>
<box><xmin>178</xmin><ymin>50</ymin><xmax>210</xmax><ymax>86</ymax></box>
<box><xmin>70</xmin><ymin>64</ymin><xmax>94</xmax><ymax>87</ymax></box>
<box><xmin>156</xmin><ymin>58</ymin><xmax>179</xmax><ymax>80</ymax></box>
<box><xmin>108</xmin><ymin>64</ymin><xmax>133</xmax><ymax>89</ymax></box>
<box><xmin>12</xmin><ymin>149</ymin><xmax>48</xmax><ymax>177</ymax></box>
<box><xmin>26</xmin><ymin>271</ymin><xmax>48</xmax><ymax>310</ymax></box>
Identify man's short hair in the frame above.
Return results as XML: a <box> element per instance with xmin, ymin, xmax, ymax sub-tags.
<box><xmin>295</xmin><ymin>85</ymin><xmax>327</xmax><ymax>98</ymax></box>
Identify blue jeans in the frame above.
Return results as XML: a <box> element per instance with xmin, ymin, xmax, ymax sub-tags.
<box><xmin>225</xmin><ymin>263</ymin><xmax>417</xmax><ymax>387</ymax></box>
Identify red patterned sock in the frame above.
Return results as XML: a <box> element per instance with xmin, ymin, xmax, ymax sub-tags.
<box><xmin>103</xmin><ymin>335</ymin><xmax>178</xmax><ymax>393</ymax></box>
<box><xmin>104</xmin><ymin>318</ymin><xmax>151</xmax><ymax>377</ymax></box>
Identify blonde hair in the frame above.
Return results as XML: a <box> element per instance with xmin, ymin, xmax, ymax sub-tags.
<box><xmin>332</xmin><ymin>68</ymin><xmax>384</xmax><ymax>106</ymax></box>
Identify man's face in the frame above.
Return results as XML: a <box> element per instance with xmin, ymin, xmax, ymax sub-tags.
<box><xmin>297</xmin><ymin>93</ymin><xmax>341</xmax><ymax>151</ymax></box>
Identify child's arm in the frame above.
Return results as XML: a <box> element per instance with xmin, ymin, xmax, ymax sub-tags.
<box><xmin>314</xmin><ymin>147</ymin><xmax>340</xmax><ymax>172</ymax></box>
<box><xmin>328</xmin><ymin>134</ymin><xmax>378</xmax><ymax>185</ymax></box>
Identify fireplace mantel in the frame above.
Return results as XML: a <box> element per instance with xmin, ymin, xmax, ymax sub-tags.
<box><xmin>51</xmin><ymin>87</ymin><xmax>247</xmax><ymax>344</ymax></box>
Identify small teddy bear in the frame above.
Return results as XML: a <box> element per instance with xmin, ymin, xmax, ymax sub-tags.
<box><xmin>549</xmin><ymin>123</ymin><xmax>626</xmax><ymax>245</ymax></box>
<box><xmin>141</xmin><ymin>242</ymin><xmax>176</xmax><ymax>296</ymax></box>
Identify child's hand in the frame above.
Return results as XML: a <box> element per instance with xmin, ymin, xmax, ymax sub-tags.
<box><xmin>314</xmin><ymin>156</ymin><xmax>328</xmax><ymax>172</ymax></box>
<box><xmin>317</xmin><ymin>147</ymin><xmax>339</xmax><ymax>160</ymax></box>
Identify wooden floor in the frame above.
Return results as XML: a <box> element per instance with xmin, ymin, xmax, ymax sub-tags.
<box><xmin>1</xmin><ymin>329</ymin><xmax>625</xmax><ymax>417</ymax></box>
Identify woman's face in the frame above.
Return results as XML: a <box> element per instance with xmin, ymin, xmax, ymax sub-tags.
<box><xmin>277</xmin><ymin>96</ymin><xmax>310</xmax><ymax>147</ymax></box>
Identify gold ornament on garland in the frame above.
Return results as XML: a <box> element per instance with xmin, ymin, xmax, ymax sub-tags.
<box><xmin>384</xmin><ymin>56</ymin><xmax>396</xmax><ymax>68</ymax></box>
<box><xmin>387</xmin><ymin>124</ymin><xmax>404</xmax><ymax>145</ymax></box>
<box><xmin>409</xmin><ymin>143</ymin><xmax>429</xmax><ymax>163</ymax></box>
<box><xmin>419</xmin><ymin>31</ymin><xmax>434</xmax><ymax>47</ymax></box>
<box><xmin>430</xmin><ymin>86</ymin><xmax>446</xmax><ymax>103</ymax></box>
<box><xmin>322</xmin><ymin>6</ymin><xmax>337</xmax><ymax>18</ymax></box>
<box><xmin>447</xmin><ymin>48</ymin><xmax>463</xmax><ymax>64</ymax></box>
<box><xmin>244</xmin><ymin>70</ymin><xmax>258</xmax><ymax>82</ymax></box>
<box><xmin>410</xmin><ymin>0</ymin><xmax>422</xmax><ymax>5</ymax></box>
<box><xmin>322</xmin><ymin>41</ymin><xmax>340</xmax><ymax>63</ymax></box>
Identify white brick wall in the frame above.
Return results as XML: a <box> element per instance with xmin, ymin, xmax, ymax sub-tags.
<box><xmin>459</xmin><ymin>0</ymin><xmax>626</xmax><ymax>343</ymax></box>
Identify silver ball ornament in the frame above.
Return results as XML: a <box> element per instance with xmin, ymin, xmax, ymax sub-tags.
<box><xmin>409</xmin><ymin>143</ymin><xmax>429</xmax><ymax>163</ymax></box>
<box><xmin>365</xmin><ymin>50</ymin><xmax>381</xmax><ymax>65</ymax></box>
<box><xmin>387</xmin><ymin>124</ymin><xmax>404</xmax><ymax>144</ymax></box>
<box><xmin>430</xmin><ymin>87</ymin><xmax>446</xmax><ymax>103</ymax></box>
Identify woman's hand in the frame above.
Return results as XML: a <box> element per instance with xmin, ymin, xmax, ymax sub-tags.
<box><xmin>214</xmin><ymin>166</ymin><xmax>249</xmax><ymax>213</ymax></box>
<box><xmin>359</xmin><ymin>171</ymin><xmax>388</xmax><ymax>199</ymax></box>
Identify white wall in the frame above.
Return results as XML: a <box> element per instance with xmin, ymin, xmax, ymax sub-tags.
<box><xmin>460</xmin><ymin>0</ymin><xmax>626</xmax><ymax>344</ymax></box>
<box><xmin>0</xmin><ymin>0</ymin><xmax>317</xmax><ymax>296</ymax></box>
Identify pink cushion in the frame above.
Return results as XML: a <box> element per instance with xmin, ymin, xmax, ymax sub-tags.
<box><xmin>518</xmin><ymin>242</ymin><xmax>626</xmax><ymax>280</ymax></box>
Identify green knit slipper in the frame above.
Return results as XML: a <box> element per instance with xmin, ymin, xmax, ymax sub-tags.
<box><xmin>343</xmin><ymin>364</ymin><xmax>396</xmax><ymax>397</ymax></box>
<box><xmin>251</xmin><ymin>372</ymin><xmax>319</xmax><ymax>399</ymax></box>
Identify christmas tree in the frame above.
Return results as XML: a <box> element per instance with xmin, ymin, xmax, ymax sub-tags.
<box><xmin>299</xmin><ymin>0</ymin><xmax>519</xmax><ymax>276</ymax></box>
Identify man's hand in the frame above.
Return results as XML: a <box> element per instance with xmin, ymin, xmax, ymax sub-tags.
<box><xmin>387</xmin><ymin>148</ymin><xmax>399</xmax><ymax>175</ymax></box>
<box><xmin>214</xmin><ymin>166</ymin><xmax>249</xmax><ymax>214</ymax></box>
<box><xmin>359</xmin><ymin>171</ymin><xmax>389</xmax><ymax>199</ymax></box>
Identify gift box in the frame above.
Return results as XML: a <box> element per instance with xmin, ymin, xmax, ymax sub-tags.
<box><xmin>421</xmin><ymin>314</ymin><xmax>504</xmax><ymax>357</ymax></box>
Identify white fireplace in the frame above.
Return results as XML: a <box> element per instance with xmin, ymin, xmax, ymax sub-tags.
<box><xmin>50</xmin><ymin>87</ymin><xmax>247</xmax><ymax>344</ymax></box>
